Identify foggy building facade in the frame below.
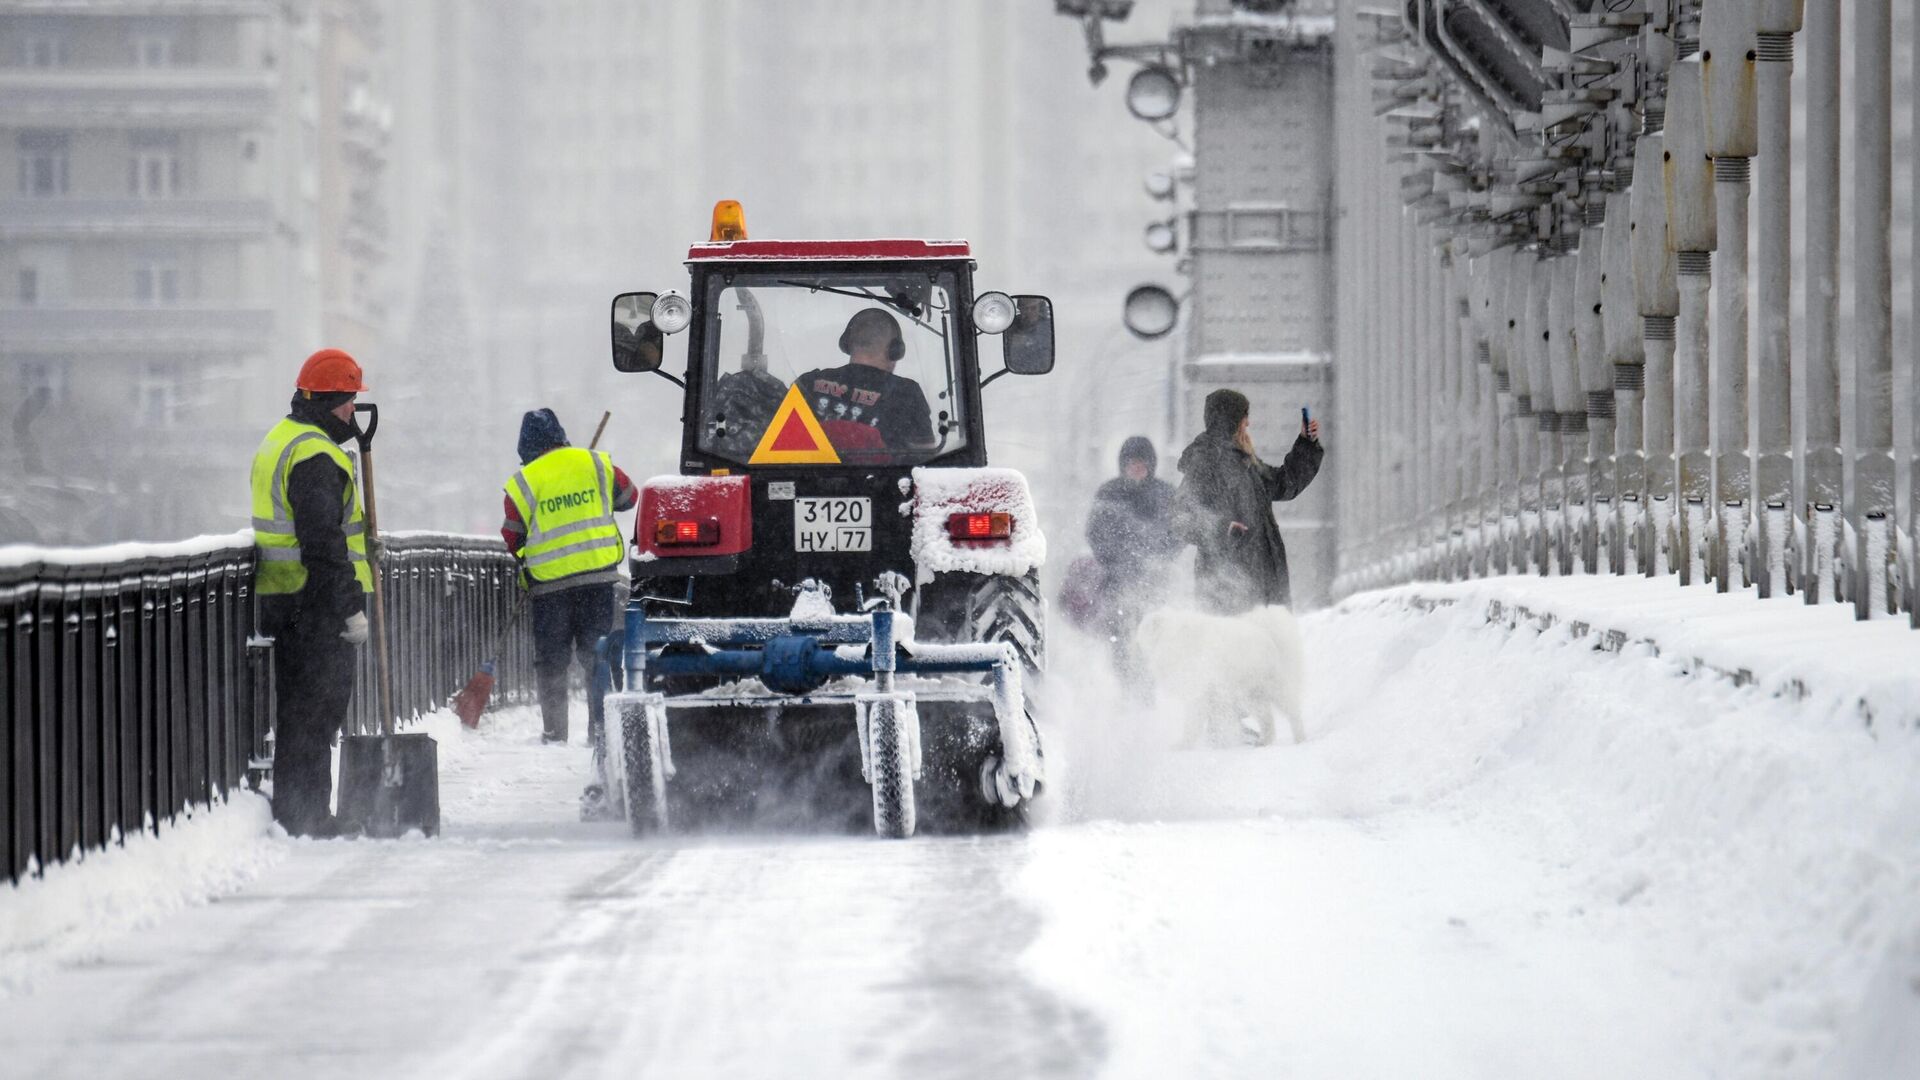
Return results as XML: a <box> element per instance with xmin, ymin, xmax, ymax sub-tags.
<box><xmin>0</xmin><ymin>0</ymin><xmax>390</xmax><ymax>544</ymax></box>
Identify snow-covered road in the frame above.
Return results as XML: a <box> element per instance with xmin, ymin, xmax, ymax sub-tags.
<box><xmin>4</xmin><ymin>587</ymin><xmax>1917</xmax><ymax>1079</ymax></box>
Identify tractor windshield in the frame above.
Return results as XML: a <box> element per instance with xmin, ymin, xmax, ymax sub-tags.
<box><xmin>696</xmin><ymin>271</ymin><xmax>967</xmax><ymax>467</ymax></box>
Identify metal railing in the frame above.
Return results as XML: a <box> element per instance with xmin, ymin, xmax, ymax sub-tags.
<box><xmin>1332</xmin><ymin>1</ymin><xmax>1919</xmax><ymax>626</ymax></box>
<box><xmin>3</xmin><ymin>531</ymin><xmax>531</xmax><ymax>884</ymax></box>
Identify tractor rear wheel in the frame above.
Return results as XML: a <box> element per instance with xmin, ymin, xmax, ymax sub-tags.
<box><xmin>967</xmin><ymin>568</ymin><xmax>1045</xmax><ymax>677</ymax></box>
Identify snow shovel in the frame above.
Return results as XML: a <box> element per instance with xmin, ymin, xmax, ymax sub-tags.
<box><xmin>337</xmin><ymin>402</ymin><xmax>441</xmax><ymax>838</ymax></box>
<box><xmin>447</xmin><ymin>409</ymin><xmax>612</xmax><ymax>727</ymax></box>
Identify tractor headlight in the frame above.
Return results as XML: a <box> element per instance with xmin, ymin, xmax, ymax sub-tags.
<box><xmin>972</xmin><ymin>291</ymin><xmax>1017</xmax><ymax>335</ymax></box>
<box><xmin>651</xmin><ymin>291</ymin><xmax>693</xmax><ymax>335</ymax></box>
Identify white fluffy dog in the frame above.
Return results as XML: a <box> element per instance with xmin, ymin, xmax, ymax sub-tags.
<box><xmin>1134</xmin><ymin>605</ymin><xmax>1307</xmax><ymax>748</ymax></box>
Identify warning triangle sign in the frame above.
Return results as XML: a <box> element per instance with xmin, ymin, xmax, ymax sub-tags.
<box><xmin>749</xmin><ymin>384</ymin><xmax>842</xmax><ymax>465</ymax></box>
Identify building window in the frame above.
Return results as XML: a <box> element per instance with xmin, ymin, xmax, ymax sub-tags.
<box><xmin>23</xmin><ymin>36</ymin><xmax>69</xmax><ymax>68</ymax></box>
<box><xmin>19</xmin><ymin>268</ymin><xmax>39</xmax><ymax>305</ymax></box>
<box><xmin>136</xmin><ymin>360</ymin><xmax>178</xmax><ymax>428</ymax></box>
<box><xmin>128</xmin><ymin>131</ymin><xmax>184</xmax><ymax>198</ymax></box>
<box><xmin>133</xmin><ymin>257</ymin><xmax>181</xmax><ymax>304</ymax></box>
<box><xmin>17</xmin><ymin>132</ymin><xmax>71</xmax><ymax>197</ymax></box>
<box><xmin>129</xmin><ymin>150</ymin><xmax>183</xmax><ymax>198</ymax></box>
<box><xmin>131</xmin><ymin>35</ymin><xmax>175</xmax><ymax>68</ymax></box>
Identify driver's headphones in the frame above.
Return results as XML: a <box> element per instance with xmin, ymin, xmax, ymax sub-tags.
<box><xmin>840</xmin><ymin>308</ymin><xmax>906</xmax><ymax>363</ymax></box>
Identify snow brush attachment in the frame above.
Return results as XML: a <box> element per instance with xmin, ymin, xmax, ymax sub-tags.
<box><xmin>451</xmin><ymin>660</ymin><xmax>496</xmax><ymax>729</ymax></box>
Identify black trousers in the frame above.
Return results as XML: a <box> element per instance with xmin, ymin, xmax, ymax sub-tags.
<box><xmin>531</xmin><ymin>582</ymin><xmax>617</xmax><ymax>742</ymax></box>
<box><xmin>264</xmin><ymin>604</ymin><xmax>356</xmax><ymax>834</ymax></box>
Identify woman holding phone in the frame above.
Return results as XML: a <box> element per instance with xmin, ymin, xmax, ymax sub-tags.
<box><xmin>1171</xmin><ymin>388</ymin><xmax>1325</xmax><ymax>612</ymax></box>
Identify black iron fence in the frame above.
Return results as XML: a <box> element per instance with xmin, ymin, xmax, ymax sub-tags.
<box><xmin>2</xmin><ymin>531</ymin><xmax>531</xmax><ymax>884</ymax></box>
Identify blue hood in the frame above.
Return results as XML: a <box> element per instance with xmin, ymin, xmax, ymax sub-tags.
<box><xmin>517</xmin><ymin>408</ymin><xmax>569</xmax><ymax>464</ymax></box>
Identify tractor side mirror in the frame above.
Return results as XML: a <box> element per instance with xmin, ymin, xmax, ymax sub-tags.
<box><xmin>611</xmin><ymin>292</ymin><xmax>663</xmax><ymax>373</ymax></box>
<box><xmin>1001</xmin><ymin>295</ymin><xmax>1054</xmax><ymax>376</ymax></box>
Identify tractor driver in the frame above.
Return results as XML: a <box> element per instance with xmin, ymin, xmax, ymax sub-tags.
<box><xmin>792</xmin><ymin>308</ymin><xmax>935</xmax><ymax>452</ymax></box>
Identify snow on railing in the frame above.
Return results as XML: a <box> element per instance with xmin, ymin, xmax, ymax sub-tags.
<box><xmin>1</xmin><ymin>530</ymin><xmax>531</xmax><ymax>885</ymax></box>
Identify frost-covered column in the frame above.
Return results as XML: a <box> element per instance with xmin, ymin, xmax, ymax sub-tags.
<box><xmin>1665</xmin><ymin>52</ymin><xmax>1718</xmax><ymax>587</ymax></box>
<box><xmin>1506</xmin><ymin>252</ymin><xmax>1542</xmax><ymax>574</ymax></box>
<box><xmin>1470</xmin><ymin>252</ymin><xmax>1504</xmax><ymax>576</ymax></box>
<box><xmin>1446</xmin><ymin>251</ymin><xmax>1472</xmax><ymax>579</ymax></box>
<box><xmin>1753</xmin><ymin>0</ymin><xmax>1804</xmax><ymax>599</ymax></box>
<box><xmin>1417</xmin><ymin>230</ymin><xmax>1440</xmax><ymax>578</ymax></box>
<box><xmin>1489</xmin><ymin>247</ymin><xmax>1524</xmax><ymax>574</ymax></box>
<box><xmin>1524</xmin><ymin>257</ymin><xmax>1560</xmax><ymax>576</ymax></box>
<box><xmin>1364</xmin><ymin>165</ymin><xmax>1389</xmax><ymax>583</ymax></box>
<box><xmin>1633</xmin><ymin>129</ymin><xmax>1680</xmax><ymax>578</ymax></box>
<box><xmin>1548</xmin><ymin>254</ymin><xmax>1585</xmax><ymax>574</ymax></box>
<box><xmin>1801</xmin><ymin>0</ymin><xmax>1843</xmax><ymax>604</ymax></box>
<box><xmin>1603</xmin><ymin>189</ymin><xmax>1647</xmax><ymax>575</ymax></box>
<box><xmin>1702</xmin><ymin>0</ymin><xmax>1759</xmax><ymax>592</ymax></box>
<box><xmin>1852</xmin><ymin>0</ymin><xmax>1896</xmax><ymax>618</ymax></box>
<box><xmin>1575</xmin><ymin>213</ymin><xmax>1614</xmax><ymax>575</ymax></box>
<box><xmin>1399</xmin><ymin>215</ymin><xmax>1420</xmax><ymax>581</ymax></box>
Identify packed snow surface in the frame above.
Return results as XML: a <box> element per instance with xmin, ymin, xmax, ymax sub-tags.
<box><xmin>4</xmin><ymin>577</ymin><xmax>1916</xmax><ymax>1078</ymax></box>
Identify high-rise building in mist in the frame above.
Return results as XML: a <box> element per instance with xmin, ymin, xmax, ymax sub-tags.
<box><xmin>0</xmin><ymin>0</ymin><xmax>390</xmax><ymax>544</ymax></box>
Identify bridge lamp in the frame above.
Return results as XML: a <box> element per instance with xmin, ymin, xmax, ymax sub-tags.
<box><xmin>1143</xmin><ymin>218</ymin><xmax>1178</xmax><ymax>254</ymax></box>
<box><xmin>1126</xmin><ymin>65</ymin><xmax>1181</xmax><ymax>122</ymax></box>
<box><xmin>1123</xmin><ymin>284</ymin><xmax>1180</xmax><ymax>340</ymax></box>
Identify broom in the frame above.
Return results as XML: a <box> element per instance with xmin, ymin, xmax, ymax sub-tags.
<box><xmin>452</xmin><ymin>410</ymin><xmax>613</xmax><ymax>727</ymax></box>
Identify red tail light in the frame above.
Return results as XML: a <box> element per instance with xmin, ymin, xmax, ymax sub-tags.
<box><xmin>947</xmin><ymin>512</ymin><xmax>1012</xmax><ymax>541</ymax></box>
<box><xmin>653</xmin><ymin>518</ymin><xmax>721</xmax><ymax>546</ymax></box>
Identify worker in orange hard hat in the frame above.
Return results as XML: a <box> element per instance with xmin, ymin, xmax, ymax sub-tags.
<box><xmin>295</xmin><ymin>347</ymin><xmax>369</xmax><ymax>395</ymax></box>
<box><xmin>246</xmin><ymin>348</ymin><xmax>373</xmax><ymax>838</ymax></box>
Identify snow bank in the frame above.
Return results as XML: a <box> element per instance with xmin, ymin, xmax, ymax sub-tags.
<box><xmin>1031</xmin><ymin>583</ymin><xmax>1920</xmax><ymax>1077</ymax></box>
<box><xmin>0</xmin><ymin>529</ymin><xmax>253</xmax><ymax>569</ymax></box>
<box><xmin>1385</xmin><ymin>575</ymin><xmax>1920</xmax><ymax>728</ymax></box>
<box><xmin>0</xmin><ymin>792</ymin><xmax>280</xmax><ymax>994</ymax></box>
<box><xmin>908</xmin><ymin>467</ymin><xmax>1046</xmax><ymax>582</ymax></box>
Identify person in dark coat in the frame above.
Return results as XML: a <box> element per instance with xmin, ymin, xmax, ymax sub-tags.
<box><xmin>1085</xmin><ymin>436</ymin><xmax>1179</xmax><ymax>664</ymax></box>
<box><xmin>1174</xmin><ymin>389</ymin><xmax>1325</xmax><ymax>613</ymax></box>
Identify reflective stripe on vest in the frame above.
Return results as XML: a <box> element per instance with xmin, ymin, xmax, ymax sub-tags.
<box><xmin>505</xmin><ymin>447</ymin><xmax>623</xmax><ymax>582</ymax></box>
<box><xmin>249</xmin><ymin>417</ymin><xmax>373</xmax><ymax>595</ymax></box>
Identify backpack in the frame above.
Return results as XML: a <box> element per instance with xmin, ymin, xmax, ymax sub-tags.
<box><xmin>1056</xmin><ymin>555</ymin><xmax>1105</xmax><ymax>631</ymax></box>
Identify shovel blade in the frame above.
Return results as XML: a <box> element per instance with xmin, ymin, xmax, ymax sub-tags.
<box><xmin>338</xmin><ymin>733</ymin><xmax>440</xmax><ymax>838</ymax></box>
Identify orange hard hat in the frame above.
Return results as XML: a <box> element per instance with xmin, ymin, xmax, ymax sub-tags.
<box><xmin>296</xmin><ymin>348</ymin><xmax>367</xmax><ymax>393</ymax></box>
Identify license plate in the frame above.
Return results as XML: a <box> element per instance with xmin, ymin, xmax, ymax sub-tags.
<box><xmin>794</xmin><ymin>497</ymin><xmax>871</xmax><ymax>552</ymax></box>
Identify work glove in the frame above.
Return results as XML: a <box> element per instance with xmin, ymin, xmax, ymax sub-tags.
<box><xmin>341</xmin><ymin>611</ymin><xmax>370</xmax><ymax>645</ymax></box>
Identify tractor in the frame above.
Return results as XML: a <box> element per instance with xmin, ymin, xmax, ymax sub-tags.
<box><xmin>590</xmin><ymin>200</ymin><xmax>1054</xmax><ymax>838</ymax></box>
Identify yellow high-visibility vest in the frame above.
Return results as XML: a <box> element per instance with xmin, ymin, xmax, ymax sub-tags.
<box><xmin>506</xmin><ymin>447</ymin><xmax>624</xmax><ymax>582</ymax></box>
<box><xmin>249</xmin><ymin>418</ymin><xmax>372</xmax><ymax>596</ymax></box>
